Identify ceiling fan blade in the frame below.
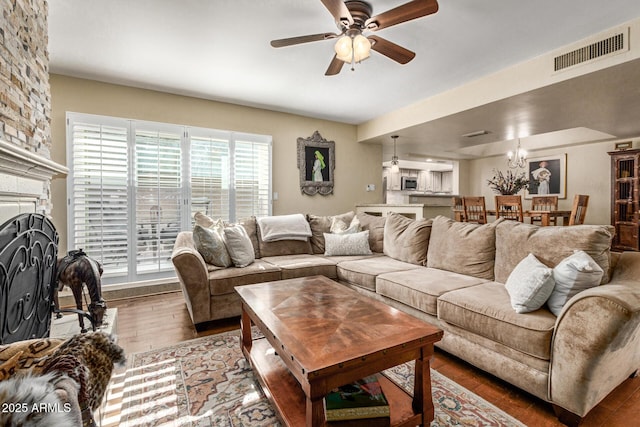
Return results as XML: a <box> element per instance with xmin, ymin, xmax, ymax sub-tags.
<box><xmin>369</xmin><ymin>35</ymin><xmax>415</xmax><ymax>64</ymax></box>
<box><xmin>365</xmin><ymin>0</ymin><xmax>439</xmax><ymax>31</ymax></box>
<box><xmin>271</xmin><ymin>32</ymin><xmax>339</xmax><ymax>48</ymax></box>
<box><xmin>325</xmin><ymin>55</ymin><xmax>345</xmax><ymax>76</ymax></box>
<box><xmin>320</xmin><ymin>0</ymin><xmax>354</xmax><ymax>26</ymax></box>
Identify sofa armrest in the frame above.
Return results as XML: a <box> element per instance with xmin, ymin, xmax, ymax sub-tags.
<box><xmin>549</xmin><ymin>251</ymin><xmax>640</xmax><ymax>416</ymax></box>
<box><xmin>171</xmin><ymin>231</ymin><xmax>211</xmax><ymax>324</ymax></box>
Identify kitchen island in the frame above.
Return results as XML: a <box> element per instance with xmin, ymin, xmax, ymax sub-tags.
<box><xmin>355</xmin><ymin>198</ymin><xmax>455</xmax><ymax>220</ymax></box>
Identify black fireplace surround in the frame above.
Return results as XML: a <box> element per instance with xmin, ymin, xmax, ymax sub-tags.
<box><xmin>0</xmin><ymin>213</ymin><xmax>58</xmax><ymax>344</ymax></box>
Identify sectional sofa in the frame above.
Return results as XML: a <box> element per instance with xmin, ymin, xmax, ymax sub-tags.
<box><xmin>171</xmin><ymin>211</ymin><xmax>640</xmax><ymax>425</ymax></box>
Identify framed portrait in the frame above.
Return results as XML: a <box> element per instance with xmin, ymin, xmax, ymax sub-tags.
<box><xmin>525</xmin><ymin>154</ymin><xmax>567</xmax><ymax>199</ymax></box>
<box><xmin>297</xmin><ymin>131</ymin><xmax>335</xmax><ymax>195</ymax></box>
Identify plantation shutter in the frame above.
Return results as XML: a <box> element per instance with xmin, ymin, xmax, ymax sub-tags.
<box><xmin>68</xmin><ymin>119</ymin><xmax>129</xmax><ymax>278</ymax></box>
<box><xmin>135</xmin><ymin>128</ymin><xmax>182</xmax><ymax>274</ymax></box>
<box><xmin>234</xmin><ymin>136</ymin><xmax>271</xmax><ymax>220</ymax></box>
<box><xmin>190</xmin><ymin>133</ymin><xmax>230</xmax><ymax>221</ymax></box>
<box><xmin>67</xmin><ymin>113</ymin><xmax>271</xmax><ymax>285</ymax></box>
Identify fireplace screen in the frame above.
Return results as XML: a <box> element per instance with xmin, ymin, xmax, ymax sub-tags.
<box><xmin>0</xmin><ymin>213</ymin><xmax>59</xmax><ymax>344</ymax></box>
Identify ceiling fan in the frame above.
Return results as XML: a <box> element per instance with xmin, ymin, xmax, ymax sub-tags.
<box><xmin>270</xmin><ymin>0</ymin><xmax>439</xmax><ymax>76</ymax></box>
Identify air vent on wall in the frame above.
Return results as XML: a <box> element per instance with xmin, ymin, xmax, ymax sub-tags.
<box><xmin>554</xmin><ymin>29</ymin><xmax>628</xmax><ymax>72</ymax></box>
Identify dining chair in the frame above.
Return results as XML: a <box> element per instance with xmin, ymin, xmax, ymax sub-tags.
<box><xmin>452</xmin><ymin>196</ymin><xmax>465</xmax><ymax>221</ymax></box>
<box><xmin>462</xmin><ymin>196</ymin><xmax>487</xmax><ymax>224</ymax></box>
<box><xmin>495</xmin><ymin>195</ymin><xmax>524</xmax><ymax>222</ymax></box>
<box><xmin>530</xmin><ymin>195</ymin><xmax>558</xmax><ymax>225</ymax></box>
<box><xmin>569</xmin><ymin>194</ymin><xmax>589</xmax><ymax>225</ymax></box>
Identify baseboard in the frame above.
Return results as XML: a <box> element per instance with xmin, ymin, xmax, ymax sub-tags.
<box><xmin>58</xmin><ymin>280</ymin><xmax>181</xmax><ymax>307</ymax></box>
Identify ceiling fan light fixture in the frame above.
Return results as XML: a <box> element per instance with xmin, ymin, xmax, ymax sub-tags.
<box><xmin>334</xmin><ymin>33</ymin><xmax>371</xmax><ymax>63</ymax></box>
<box><xmin>334</xmin><ymin>35</ymin><xmax>353</xmax><ymax>61</ymax></box>
<box><xmin>352</xmin><ymin>34</ymin><xmax>371</xmax><ymax>61</ymax></box>
<box><xmin>270</xmin><ymin>0</ymin><xmax>440</xmax><ymax>75</ymax></box>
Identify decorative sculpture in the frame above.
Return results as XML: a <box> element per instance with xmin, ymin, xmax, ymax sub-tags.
<box><xmin>55</xmin><ymin>250</ymin><xmax>107</xmax><ymax>333</ymax></box>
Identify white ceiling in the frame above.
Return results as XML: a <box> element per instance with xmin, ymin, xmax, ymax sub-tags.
<box><xmin>48</xmin><ymin>0</ymin><xmax>640</xmax><ymax>158</ymax></box>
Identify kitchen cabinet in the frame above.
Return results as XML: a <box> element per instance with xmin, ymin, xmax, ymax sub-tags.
<box><xmin>418</xmin><ymin>170</ymin><xmax>430</xmax><ymax>191</ymax></box>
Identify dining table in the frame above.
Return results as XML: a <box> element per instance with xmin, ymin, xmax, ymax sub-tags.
<box><xmin>453</xmin><ymin>209</ymin><xmax>572</xmax><ymax>226</ymax></box>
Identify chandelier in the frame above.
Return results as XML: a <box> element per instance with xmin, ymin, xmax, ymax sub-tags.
<box><xmin>507</xmin><ymin>139</ymin><xmax>527</xmax><ymax>169</ymax></box>
<box><xmin>390</xmin><ymin>135</ymin><xmax>399</xmax><ymax>173</ymax></box>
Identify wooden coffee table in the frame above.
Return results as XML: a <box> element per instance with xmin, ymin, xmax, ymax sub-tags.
<box><xmin>236</xmin><ymin>275</ymin><xmax>443</xmax><ymax>427</ymax></box>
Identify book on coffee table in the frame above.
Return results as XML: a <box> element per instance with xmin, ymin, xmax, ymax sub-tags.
<box><xmin>325</xmin><ymin>374</ymin><xmax>390</xmax><ymax>423</ymax></box>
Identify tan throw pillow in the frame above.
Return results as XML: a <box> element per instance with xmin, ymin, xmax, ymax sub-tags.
<box><xmin>356</xmin><ymin>213</ymin><xmax>386</xmax><ymax>253</ymax></box>
<box><xmin>330</xmin><ymin>215</ymin><xmax>361</xmax><ymax>234</ymax></box>
<box><xmin>494</xmin><ymin>221</ymin><xmax>614</xmax><ymax>285</ymax></box>
<box><xmin>426</xmin><ymin>215</ymin><xmax>501</xmax><ymax>280</ymax></box>
<box><xmin>307</xmin><ymin>211</ymin><xmax>355</xmax><ymax>254</ymax></box>
<box><xmin>223</xmin><ymin>224</ymin><xmax>255</xmax><ymax>267</ymax></box>
<box><xmin>193</xmin><ymin>211</ymin><xmax>215</xmax><ymax>228</ymax></box>
<box><xmin>237</xmin><ymin>216</ymin><xmax>260</xmax><ymax>259</ymax></box>
<box><xmin>192</xmin><ymin>222</ymin><xmax>233</xmax><ymax>267</ymax></box>
<box><xmin>383</xmin><ymin>213</ymin><xmax>432</xmax><ymax>265</ymax></box>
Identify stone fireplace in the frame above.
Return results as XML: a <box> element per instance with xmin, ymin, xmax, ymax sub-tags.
<box><xmin>0</xmin><ymin>0</ymin><xmax>67</xmax><ymax>223</ymax></box>
<box><xmin>0</xmin><ymin>138</ymin><xmax>66</xmax><ymax>224</ymax></box>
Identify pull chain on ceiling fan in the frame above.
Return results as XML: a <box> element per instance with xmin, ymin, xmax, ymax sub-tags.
<box><xmin>270</xmin><ymin>0</ymin><xmax>439</xmax><ymax>76</ymax></box>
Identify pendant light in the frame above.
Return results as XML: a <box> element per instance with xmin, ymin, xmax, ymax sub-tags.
<box><xmin>390</xmin><ymin>135</ymin><xmax>399</xmax><ymax>173</ymax></box>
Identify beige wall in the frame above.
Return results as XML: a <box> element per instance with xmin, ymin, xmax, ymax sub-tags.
<box><xmin>50</xmin><ymin>75</ymin><xmax>382</xmax><ymax>252</ymax></box>
<box><xmin>464</xmin><ymin>139</ymin><xmax>640</xmax><ymax>225</ymax></box>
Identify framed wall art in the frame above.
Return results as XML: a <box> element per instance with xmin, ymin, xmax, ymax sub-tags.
<box><xmin>524</xmin><ymin>154</ymin><xmax>567</xmax><ymax>199</ymax></box>
<box><xmin>297</xmin><ymin>131</ymin><xmax>335</xmax><ymax>195</ymax></box>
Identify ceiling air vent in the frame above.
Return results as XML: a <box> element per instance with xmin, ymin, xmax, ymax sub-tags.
<box><xmin>554</xmin><ymin>30</ymin><xmax>628</xmax><ymax>72</ymax></box>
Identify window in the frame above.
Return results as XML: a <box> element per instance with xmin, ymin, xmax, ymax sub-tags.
<box><xmin>66</xmin><ymin>113</ymin><xmax>272</xmax><ymax>286</ymax></box>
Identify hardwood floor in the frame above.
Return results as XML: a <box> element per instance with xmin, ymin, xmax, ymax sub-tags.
<box><xmin>105</xmin><ymin>291</ymin><xmax>640</xmax><ymax>426</ymax></box>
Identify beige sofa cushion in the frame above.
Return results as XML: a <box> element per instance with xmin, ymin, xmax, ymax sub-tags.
<box><xmin>208</xmin><ymin>259</ymin><xmax>281</xmax><ymax>296</ymax></box>
<box><xmin>377</xmin><ymin>268</ymin><xmax>489</xmax><ymax>316</ymax></box>
<box><xmin>337</xmin><ymin>256</ymin><xmax>418</xmax><ymax>291</ymax></box>
<box><xmin>426</xmin><ymin>215</ymin><xmax>501</xmax><ymax>280</ymax></box>
<box><xmin>383</xmin><ymin>213</ymin><xmax>432</xmax><ymax>265</ymax></box>
<box><xmin>261</xmin><ymin>254</ymin><xmax>337</xmax><ymax>280</ymax></box>
<box><xmin>257</xmin><ymin>219</ymin><xmax>312</xmax><ymax>257</ymax></box>
<box><xmin>494</xmin><ymin>221</ymin><xmax>614</xmax><ymax>285</ymax></box>
<box><xmin>356</xmin><ymin>213</ymin><xmax>386</xmax><ymax>253</ymax></box>
<box><xmin>307</xmin><ymin>211</ymin><xmax>355</xmax><ymax>254</ymax></box>
<box><xmin>438</xmin><ymin>282</ymin><xmax>557</xmax><ymax>360</ymax></box>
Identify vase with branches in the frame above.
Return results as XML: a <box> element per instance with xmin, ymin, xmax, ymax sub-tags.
<box><xmin>487</xmin><ymin>169</ymin><xmax>529</xmax><ymax>195</ymax></box>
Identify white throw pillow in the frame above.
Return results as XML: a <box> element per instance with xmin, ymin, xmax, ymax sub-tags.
<box><xmin>505</xmin><ymin>253</ymin><xmax>555</xmax><ymax>314</ymax></box>
<box><xmin>223</xmin><ymin>224</ymin><xmax>255</xmax><ymax>267</ymax></box>
<box><xmin>547</xmin><ymin>250</ymin><xmax>603</xmax><ymax>316</ymax></box>
<box><xmin>323</xmin><ymin>231</ymin><xmax>372</xmax><ymax>256</ymax></box>
<box><xmin>330</xmin><ymin>215</ymin><xmax>361</xmax><ymax>235</ymax></box>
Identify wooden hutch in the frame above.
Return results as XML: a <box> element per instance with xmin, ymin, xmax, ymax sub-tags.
<box><xmin>609</xmin><ymin>148</ymin><xmax>640</xmax><ymax>251</ymax></box>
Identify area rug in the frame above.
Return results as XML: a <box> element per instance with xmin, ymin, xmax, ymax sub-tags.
<box><xmin>117</xmin><ymin>329</ymin><xmax>525</xmax><ymax>427</ymax></box>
